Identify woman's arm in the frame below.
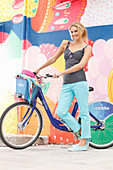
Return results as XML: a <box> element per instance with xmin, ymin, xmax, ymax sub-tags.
<box><xmin>54</xmin><ymin>45</ymin><xmax>92</xmax><ymax>77</ymax></box>
<box><xmin>35</xmin><ymin>40</ymin><xmax>68</xmax><ymax>74</ymax></box>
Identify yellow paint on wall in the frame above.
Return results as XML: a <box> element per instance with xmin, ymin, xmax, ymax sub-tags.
<box><xmin>0</xmin><ymin>0</ymin><xmax>39</xmax><ymax>22</ymax></box>
<box><xmin>108</xmin><ymin>69</ymin><xmax>113</xmax><ymax>103</ymax></box>
<box><xmin>51</xmin><ymin>53</ymin><xmax>65</xmax><ymax>73</ymax></box>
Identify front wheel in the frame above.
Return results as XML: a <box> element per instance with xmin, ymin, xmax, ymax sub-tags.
<box><xmin>0</xmin><ymin>101</ymin><xmax>43</xmax><ymax>149</ymax></box>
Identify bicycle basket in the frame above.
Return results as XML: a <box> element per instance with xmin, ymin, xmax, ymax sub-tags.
<box><xmin>16</xmin><ymin>77</ymin><xmax>30</xmax><ymax>100</ymax></box>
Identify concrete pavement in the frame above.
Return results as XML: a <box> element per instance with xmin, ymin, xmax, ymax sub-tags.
<box><xmin>0</xmin><ymin>145</ymin><xmax>113</xmax><ymax>170</ymax></box>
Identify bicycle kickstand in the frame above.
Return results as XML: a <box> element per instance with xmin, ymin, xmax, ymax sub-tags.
<box><xmin>72</xmin><ymin>132</ymin><xmax>79</xmax><ymax>141</ymax></box>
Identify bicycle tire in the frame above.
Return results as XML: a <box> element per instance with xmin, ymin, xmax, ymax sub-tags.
<box><xmin>89</xmin><ymin>114</ymin><xmax>113</xmax><ymax>149</ymax></box>
<box><xmin>0</xmin><ymin>101</ymin><xmax>43</xmax><ymax>150</ymax></box>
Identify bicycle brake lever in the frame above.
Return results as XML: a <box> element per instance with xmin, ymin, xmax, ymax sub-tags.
<box><xmin>33</xmin><ymin>72</ymin><xmax>43</xmax><ymax>79</ymax></box>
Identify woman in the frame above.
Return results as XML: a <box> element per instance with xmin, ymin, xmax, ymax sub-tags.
<box><xmin>34</xmin><ymin>22</ymin><xmax>92</xmax><ymax>151</ymax></box>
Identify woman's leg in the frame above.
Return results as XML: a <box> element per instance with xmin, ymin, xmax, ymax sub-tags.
<box><xmin>57</xmin><ymin>84</ymin><xmax>80</xmax><ymax>133</ymax></box>
<box><xmin>72</xmin><ymin>81</ymin><xmax>91</xmax><ymax>140</ymax></box>
<box><xmin>68</xmin><ymin>81</ymin><xmax>91</xmax><ymax>151</ymax></box>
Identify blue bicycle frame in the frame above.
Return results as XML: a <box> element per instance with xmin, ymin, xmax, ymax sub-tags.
<box><xmin>22</xmin><ymin>85</ymin><xmax>102</xmax><ymax>132</ymax></box>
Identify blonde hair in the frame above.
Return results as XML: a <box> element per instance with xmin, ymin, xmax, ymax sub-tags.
<box><xmin>69</xmin><ymin>22</ymin><xmax>88</xmax><ymax>41</ymax></box>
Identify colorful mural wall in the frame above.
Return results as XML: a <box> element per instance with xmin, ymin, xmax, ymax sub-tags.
<box><xmin>0</xmin><ymin>0</ymin><xmax>113</xmax><ymax>144</ymax></box>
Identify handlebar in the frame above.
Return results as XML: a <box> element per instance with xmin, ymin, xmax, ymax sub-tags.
<box><xmin>21</xmin><ymin>70</ymin><xmax>94</xmax><ymax>92</ymax></box>
<box><xmin>44</xmin><ymin>74</ymin><xmax>53</xmax><ymax>78</ymax></box>
<box><xmin>33</xmin><ymin>72</ymin><xmax>53</xmax><ymax>79</ymax></box>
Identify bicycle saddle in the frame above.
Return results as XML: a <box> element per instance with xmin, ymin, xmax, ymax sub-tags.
<box><xmin>21</xmin><ymin>70</ymin><xmax>35</xmax><ymax>78</ymax></box>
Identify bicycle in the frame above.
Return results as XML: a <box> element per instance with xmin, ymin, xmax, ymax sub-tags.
<box><xmin>0</xmin><ymin>70</ymin><xmax>113</xmax><ymax>149</ymax></box>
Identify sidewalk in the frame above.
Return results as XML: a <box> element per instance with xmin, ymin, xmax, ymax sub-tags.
<box><xmin>0</xmin><ymin>144</ymin><xmax>113</xmax><ymax>170</ymax></box>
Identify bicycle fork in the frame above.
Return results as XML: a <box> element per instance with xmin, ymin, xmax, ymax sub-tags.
<box><xmin>17</xmin><ymin>101</ymin><xmax>36</xmax><ymax>130</ymax></box>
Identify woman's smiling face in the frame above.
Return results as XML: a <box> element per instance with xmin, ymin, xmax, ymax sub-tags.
<box><xmin>70</xmin><ymin>26</ymin><xmax>83</xmax><ymax>41</ymax></box>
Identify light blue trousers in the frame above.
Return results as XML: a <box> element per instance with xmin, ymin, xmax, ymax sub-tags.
<box><xmin>57</xmin><ymin>81</ymin><xmax>91</xmax><ymax>139</ymax></box>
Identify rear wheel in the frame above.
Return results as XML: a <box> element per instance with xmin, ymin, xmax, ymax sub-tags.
<box><xmin>90</xmin><ymin>114</ymin><xmax>113</xmax><ymax>149</ymax></box>
<box><xmin>0</xmin><ymin>101</ymin><xmax>43</xmax><ymax>149</ymax></box>
<box><xmin>89</xmin><ymin>101</ymin><xmax>113</xmax><ymax>149</ymax></box>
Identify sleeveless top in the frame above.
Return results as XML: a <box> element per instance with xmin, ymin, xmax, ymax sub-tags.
<box><xmin>63</xmin><ymin>41</ymin><xmax>88</xmax><ymax>84</ymax></box>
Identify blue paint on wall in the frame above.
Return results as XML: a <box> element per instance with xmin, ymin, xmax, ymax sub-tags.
<box><xmin>0</xmin><ymin>17</ymin><xmax>113</xmax><ymax>47</ymax></box>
